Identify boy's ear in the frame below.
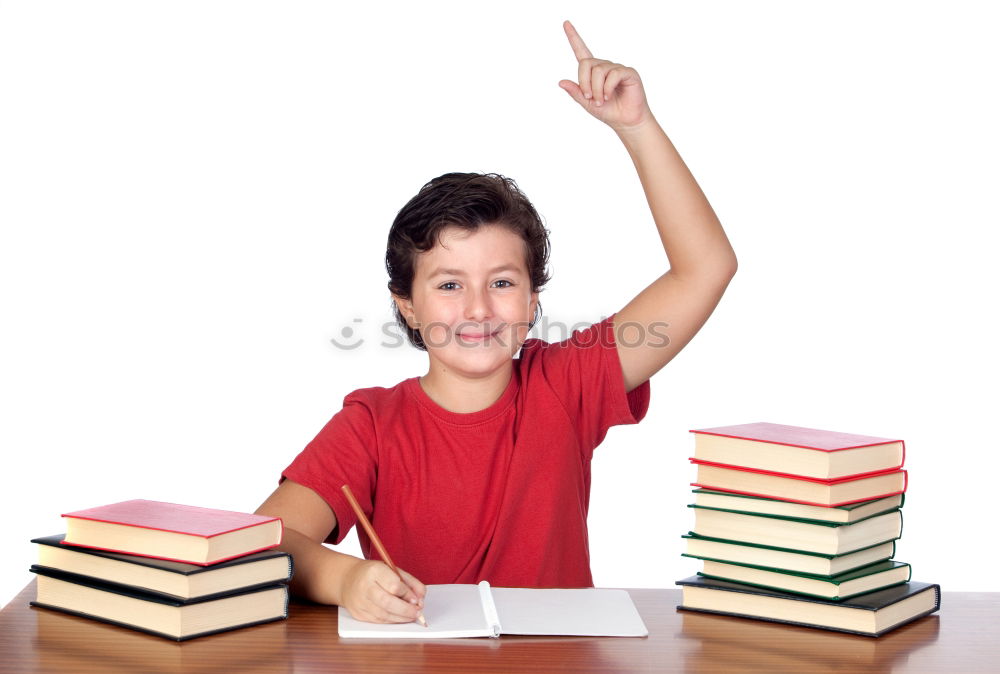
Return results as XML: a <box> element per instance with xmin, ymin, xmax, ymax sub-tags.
<box><xmin>529</xmin><ymin>292</ymin><xmax>540</xmax><ymax>324</ymax></box>
<box><xmin>392</xmin><ymin>294</ymin><xmax>416</xmax><ymax>328</ymax></box>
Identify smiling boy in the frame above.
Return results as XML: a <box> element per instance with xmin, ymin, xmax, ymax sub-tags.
<box><xmin>256</xmin><ymin>20</ymin><xmax>736</xmax><ymax>625</ymax></box>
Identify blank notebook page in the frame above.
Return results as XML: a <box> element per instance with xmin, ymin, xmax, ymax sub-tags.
<box><xmin>491</xmin><ymin>587</ymin><xmax>648</xmax><ymax>636</ymax></box>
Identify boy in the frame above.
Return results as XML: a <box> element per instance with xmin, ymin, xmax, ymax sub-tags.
<box><xmin>256</xmin><ymin>20</ymin><xmax>736</xmax><ymax>624</ymax></box>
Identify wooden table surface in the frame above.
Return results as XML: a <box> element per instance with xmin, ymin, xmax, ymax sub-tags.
<box><xmin>1</xmin><ymin>580</ymin><xmax>997</xmax><ymax>673</ymax></box>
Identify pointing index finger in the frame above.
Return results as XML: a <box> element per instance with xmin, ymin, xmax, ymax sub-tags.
<box><xmin>563</xmin><ymin>20</ymin><xmax>593</xmax><ymax>61</ymax></box>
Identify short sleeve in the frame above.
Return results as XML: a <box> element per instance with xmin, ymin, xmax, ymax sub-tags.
<box><xmin>532</xmin><ymin>312</ymin><xmax>651</xmax><ymax>458</ymax></box>
<box><xmin>280</xmin><ymin>394</ymin><xmax>378</xmax><ymax>545</ymax></box>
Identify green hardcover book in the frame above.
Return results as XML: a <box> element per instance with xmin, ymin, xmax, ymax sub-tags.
<box><xmin>698</xmin><ymin>559</ymin><xmax>911</xmax><ymax>601</ymax></box>
<box><xmin>682</xmin><ymin>534</ymin><xmax>896</xmax><ymax>577</ymax></box>
<box><xmin>692</xmin><ymin>489</ymin><xmax>904</xmax><ymax>524</ymax></box>
<box><xmin>689</xmin><ymin>505</ymin><xmax>903</xmax><ymax>555</ymax></box>
<box><xmin>676</xmin><ymin>576</ymin><xmax>940</xmax><ymax>637</ymax></box>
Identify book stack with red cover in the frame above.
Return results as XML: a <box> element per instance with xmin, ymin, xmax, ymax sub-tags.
<box><xmin>29</xmin><ymin>499</ymin><xmax>292</xmax><ymax>640</ymax></box>
<box><xmin>675</xmin><ymin>422</ymin><xmax>940</xmax><ymax>636</ymax></box>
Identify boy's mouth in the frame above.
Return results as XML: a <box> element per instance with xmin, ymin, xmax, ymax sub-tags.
<box><xmin>457</xmin><ymin>327</ymin><xmax>502</xmax><ymax>341</ymax></box>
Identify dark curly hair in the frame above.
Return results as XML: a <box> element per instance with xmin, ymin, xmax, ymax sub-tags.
<box><xmin>386</xmin><ymin>172</ymin><xmax>552</xmax><ymax>351</ymax></box>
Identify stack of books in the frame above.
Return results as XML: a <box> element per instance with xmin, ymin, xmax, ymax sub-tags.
<box><xmin>29</xmin><ymin>499</ymin><xmax>292</xmax><ymax>641</ymax></box>
<box><xmin>676</xmin><ymin>422</ymin><xmax>941</xmax><ymax>637</ymax></box>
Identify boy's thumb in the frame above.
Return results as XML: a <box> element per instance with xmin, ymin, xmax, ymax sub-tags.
<box><xmin>558</xmin><ymin>80</ymin><xmax>585</xmax><ymax>105</ymax></box>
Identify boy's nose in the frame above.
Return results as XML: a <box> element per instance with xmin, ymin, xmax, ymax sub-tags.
<box><xmin>464</xmin><ymin>287</ymin><xmax>493</xmax><ymax>322</ymax></box>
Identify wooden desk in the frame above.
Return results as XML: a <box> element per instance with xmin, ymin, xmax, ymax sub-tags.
<box><xmin>0</xmin><ymin>581</ymin><xmax>996</xmax><ymax>673</ymax></box>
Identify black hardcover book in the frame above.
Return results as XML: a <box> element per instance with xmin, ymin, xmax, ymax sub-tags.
<box><xmin>30</xmin><ymin>566</ymin><xmax>289</xmax><ymax>641</ymax></box>
<box><xmin>676</xmin><ymin>575</ymin><xmax>940</xmax><ymax>637</ymax></box>
<box><xmin>32</xmin><ymin>534</ymin><xmax>292</xmax><ymax>600</ymax></box>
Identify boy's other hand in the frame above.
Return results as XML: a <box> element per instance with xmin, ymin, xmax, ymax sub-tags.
<box><xmin>558</xmin><ymin>20</ymin><xmax>653</xmax><ymax>133</ymax></box>
<box><xmin>339</xmin><ymin>559</ymin><xmax>428</xmax><ymax>624</ymax></box>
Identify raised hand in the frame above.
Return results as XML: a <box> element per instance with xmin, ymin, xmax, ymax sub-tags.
<box><xmin>558</xmin><ymin>20</ymin><xmax>653</xmax><ymax>132</ymax></box>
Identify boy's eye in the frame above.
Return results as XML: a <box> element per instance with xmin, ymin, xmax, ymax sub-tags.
<box><xmin>440</xmin><ymin>282</ymin><xmax>459</xmax><ymax>291</ymax></box>
<box><xmin>494</xmin><ymin>280</ymin><xmax>513</xmax><ymax>288</ymax></box>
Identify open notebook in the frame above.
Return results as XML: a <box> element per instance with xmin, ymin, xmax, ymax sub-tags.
<box><xmin>338</xmin><ymin>582</ymin><xmax>648</xmax><ymax>639</ymax></box>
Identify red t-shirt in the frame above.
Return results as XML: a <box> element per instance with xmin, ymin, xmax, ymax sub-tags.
<box><xmin>281</xmin><ymin>312</ymin><xmax>650</xmax><ymax>588</ymax></box>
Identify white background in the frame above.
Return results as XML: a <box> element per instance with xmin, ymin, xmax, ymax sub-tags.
<box><xmin>2</xmin><ymin>1</ymin><xmax>998</xmax><ymax>608</ymax></box>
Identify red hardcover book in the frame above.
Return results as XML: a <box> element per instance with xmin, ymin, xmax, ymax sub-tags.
<box><xmin>62</xmin><ymin>500</ymin><xmax>283</xmax><ymax>566</ymax></box>
<box><xmin>689</xmin><ymin>422</ymin><xmax>905</xmax><ymax>480</ymax></box>
<box><xmin>691</xmin><ymin>462</ymin><xmax>907</xmax><ymax>507</ymax></box>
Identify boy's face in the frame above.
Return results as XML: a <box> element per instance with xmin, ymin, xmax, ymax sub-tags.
<box><xmin>395</xmin><ymin>224</ymin><xmax>539</xmax><ymax>379</ymax></box>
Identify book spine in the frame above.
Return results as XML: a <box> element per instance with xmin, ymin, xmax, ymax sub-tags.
<box><xmin>688</xmin><ymin>483</ymin><xmax>906</xmax><ymax>508</ymax></box>
<box><xmin>62</xmin><ymin>514</ymin><xmax>280</xmax><ymax>537</ymax></box>
<box><xmin>695</xmin><ymin>571</ymin><xmax>909</xmax><ymax>602</ymax></box>
<box><xmin>688</xmin><ymin>503</ymin><xmax>902</xmax><ymax>526</ymax></box>
<box><xmin>676</xmin><ymin>605</ymin><xmax>881</xmax><ymax>637</ymax></box>
<box><xmin>688</xmin><ymin>429</ymin><xmax>902</xmax><ymax>453</ymax></box>
<box><xmin>29</xmin><ymin>601</ymin><xmax>289</xmax><ymax>642</ymax></box>
<box><xmin>689</xmin><ymin>459</ymin><xmax>905</xmax><ymax>484</ymax></box>
<box><xmin>57</xmin><ymin>541</ymin><xmax>281</xmax><ymax>567</ymax></box>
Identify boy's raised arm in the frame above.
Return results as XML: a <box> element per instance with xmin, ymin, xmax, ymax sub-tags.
<box><xmin>558</xmin><ymin>20</ymin><xmax>738</xmax><ymax>393</ymax></box>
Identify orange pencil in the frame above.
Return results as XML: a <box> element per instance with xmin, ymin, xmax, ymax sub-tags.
<box><xmin>341</xmin><ymin>484</ymin><xmax>428</xmax><ymax>627</ymax></box>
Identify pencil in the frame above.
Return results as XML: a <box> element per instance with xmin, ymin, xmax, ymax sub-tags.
<box><xmin>340</xmin><ymin>484</ymin><xmax>428</xmax><ymax>627</ymax></box>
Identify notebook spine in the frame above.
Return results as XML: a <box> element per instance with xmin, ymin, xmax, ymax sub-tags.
<box><xmin>477</xmin><ymin>581</ymin><xmax>501</xmax><ymax>638</ymax></box>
